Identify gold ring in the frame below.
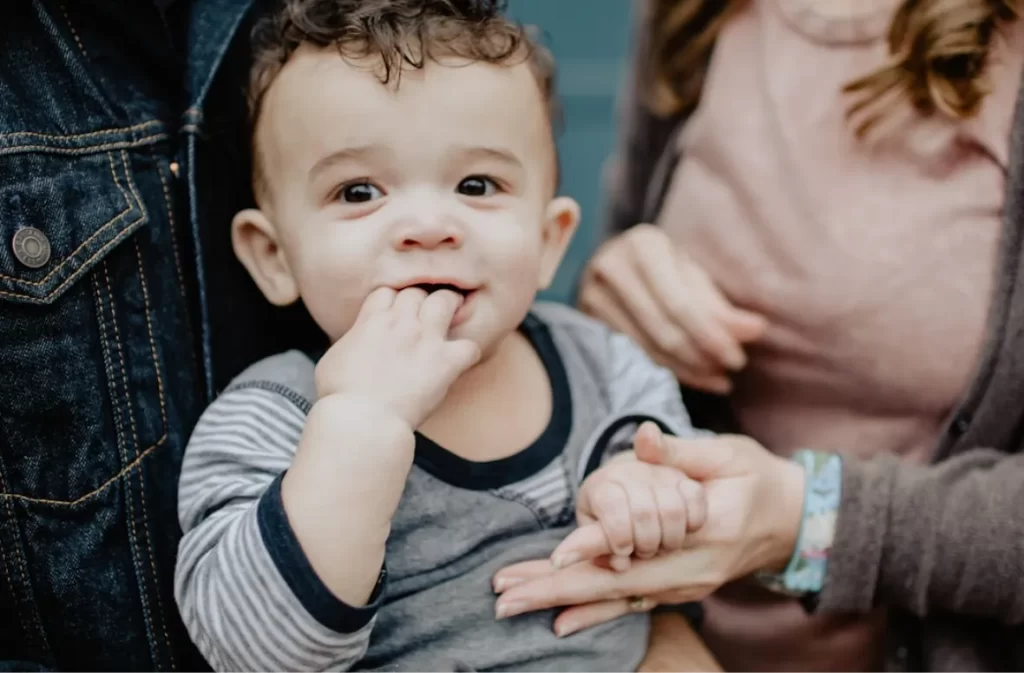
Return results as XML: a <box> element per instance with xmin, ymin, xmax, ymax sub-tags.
<box><xmin>627</xmin><ymin>596</ymin><xmax>648</xmax><ymax>611</ymax></box>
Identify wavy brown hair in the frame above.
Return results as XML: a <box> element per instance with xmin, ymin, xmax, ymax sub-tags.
<box><xmin>648</xmin><ymin>0</ymin><xmax>1019</xmax><ymax>136</ymax></box>
<box><xmin>248</xmin><ymin>0</ymin><xmax>556</xmax><ymax>127</ymax></box>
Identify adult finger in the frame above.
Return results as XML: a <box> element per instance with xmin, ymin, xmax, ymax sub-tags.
<box><xmin>495</xmin><ymin>554</ymin><xmax>702</xmax><ymax>618</ymax></box>
<box><xmin>355</xmin><ymin>287</ymin><xmax>397</xmax><ymax>322</ymax></box>
<box><xmin>632</xmin><ymin>422</ymin><xmax>663</xmax><ymax>464</ymax></box>
<box><xmin>495</xmin><ymin>561</ymin><xmax>622</xmax><ymax>619</ymax></box>
<box><xmin>579</xmin><ymin>276</ymin><xmax>648</xmax><ymax>345</ymax></box>
<box><xmin>582</xmin><ymin>279</ymin><xmax>732</xmax><ymax>393</ymax></box>
<box><xmin>647</xmin><ymin>434</ymin><xmax>747</xmax><ymax>480</ymax></box>
<box><xmin>677</xmin><ymin>260</ymin><xmax>769</xmax><ymax>360</ymax></box>
<box><xmin>638</xmin><ymin>247</ymin><xmax>748</xmax><ymax>371</ymax></box>
<box><xmin>553</xmin><ymin>596</ymin><xmax>656</xmax><ymax>638</ymax></box>
<box><xmin>719</xmin><ymin>305</ymin><xmax>769</xmax><ymax>343</ymax></box>
<box><xmin>595</xmin><ymin>253</ymin><xmax>706</xmax><ymax>369</ymax></box>
<box><xmin>419</xmin><ymin>289</ymin><xmax>463</xmax><ymax>333</ymax></box>
<box><xmin>492</xmin><ymin>559</ymin><xmax>554</xmax><ymax>594</ymax></box>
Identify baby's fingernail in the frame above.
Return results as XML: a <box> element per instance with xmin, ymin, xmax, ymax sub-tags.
<box><xmin>556</xmin><ymin>621</ymin><xmax>577</xmax><ymax>638</ymax></box>
<box><xmin>493</xmin><ymin>577</ymin><xmax>523</xmax><ymax>593</ymax></box>
<box><xmin>552</xmin><ymin>553</ymin><xmax>579</xmax><ymax>569</ymax></box>
<box><xmin>495</xmin><ymin>601</ymin><xmax>525</xmax><ymax>620</ymax></box>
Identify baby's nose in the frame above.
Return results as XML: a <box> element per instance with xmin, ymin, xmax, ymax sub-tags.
<box><xmin>393</xmin><ymin>218</ymin><xmax>463</xmax><ymax>250</ymax></box>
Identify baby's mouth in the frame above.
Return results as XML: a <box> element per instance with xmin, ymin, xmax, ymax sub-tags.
<box><xmin>409</xmin><ymin>283</ymin><xmax>472</xmax><ymax>298</ymax></box>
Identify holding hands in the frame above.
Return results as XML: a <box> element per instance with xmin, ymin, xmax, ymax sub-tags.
<box><xmin>494</xmin><ymin>428</ymin><xmax>806</xmax><ymax>637</ymax></box>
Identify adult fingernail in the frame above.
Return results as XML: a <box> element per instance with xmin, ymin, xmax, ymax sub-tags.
<box><xmin>552</xmin><ymin>553</ymin><xmax>579</xmax><ymax>569</ymax></box>
<box><xmin>556</xmin><ymin>621</ymin><xmax>577</xmax><ymax>638</ymax></box>
<box><xmin>610</xmin><ymin>555</ymin><xmax>631</xmax><ymax>572</ymax></box>
<box><xmin>493</xmin><ymin>577</ymin><xmax>523</xmax><ymax>593</ymax></box>
<box><xmin>495</xmin><ymin>601</ymin><xmax>525</xmax><ymax>620</ymax></box>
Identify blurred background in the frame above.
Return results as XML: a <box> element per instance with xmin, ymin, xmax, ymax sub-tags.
<box><xmin>506</xmin><ymin>0</ymin><xmax>633</xmax><ymax>304</ymax></box>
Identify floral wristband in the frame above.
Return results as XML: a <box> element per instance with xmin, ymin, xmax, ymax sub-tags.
<box><xmin>756</xmin><ymin>450</ymin><xmax>842</xmax><ymax>597</ymax></box>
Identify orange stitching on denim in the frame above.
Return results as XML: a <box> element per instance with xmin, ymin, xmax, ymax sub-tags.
<box><xmin>58</xmin><ymin>4</ymin><xmax>88</xmax><ymax>60</ymax></box>
<box><xmin>153</xmin><ymin>157</ymin><xmax>188</xmax><ymax>300</ymax></box>
<box><xmin>0</xmin><ymin>121</ymin><xmax>162</xmax><ymax>143</ymax></box>
<box><xmin>135</xmin><ymin>459</ymin><xmax>174</xmax><ymax>668</ymax></box>
<box><xmin>0</xmin><ymin>152</ymin><xmax>135</xmax><ymax>285</ymax></box>
<box><xmin>0</xmin><ymin>133</ymin><xmax>168</xmax><ymax>157</ymax></box>
<box><xmin>130</xmin><ymin>237</ymin><xmax>175</xmax><ymax>666</ymax></box>
<box><xmin>0</xmin><ymin>491</ymin><xmax>52</xmax><ymax>653</ymax></box>
<box><xmin>101</xmin><ymin>263</ymin><xmax>140</xmax><ymax>454</ymax></box>
<box><xmin>0</xmin><ymin>437</ymin><xmax>167</xmax><ymax>508</ymax></box>
<box><xmin>0</xmin><ymin>468</ymin><xmax>29</xmax><ymax>645</ymax></box>
<box><xmin>132</xmin><ymin>240</ymin><xmax>168</xmax><ymax>430</ymax></box>
<box><xmin>102</xmin><ymin>261</ymin><xmax>159</xmax><ymax>657</ymax></box>
<box><xmin>91</xmin><ymin>272</ymin><xmax>121</xmax><ymax>463</ymax></box>
<box><xmin>0</xmin><ymin>278</ymin><xmax>168</xmax><ymax>507</ymax></box>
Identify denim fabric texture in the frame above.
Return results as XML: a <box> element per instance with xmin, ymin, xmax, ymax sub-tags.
<box><xmin>0</xmin><ymin>1</ymin><xmax>324</xmax><ymax>668</ymax></box>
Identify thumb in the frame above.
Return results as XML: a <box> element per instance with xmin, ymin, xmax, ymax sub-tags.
<box><xmin>632</xmin><ymin>421</ymin><xmax>665</xmax><ymax>465</ymax></box>
<box><xmin>651</xmin><ymin>435</ymin><xmax>742</xmax><ymax>481</ymax></box>
<box><xmin>720</xmin><ymin>308</ymin><xmax>768</xmax><ymax>344</ymax></box>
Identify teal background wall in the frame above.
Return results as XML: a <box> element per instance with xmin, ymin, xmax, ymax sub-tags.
<box><xmin>505</xmin><ymin>1</ymin><xmax>633</xmax><ymax>304</ymax></box>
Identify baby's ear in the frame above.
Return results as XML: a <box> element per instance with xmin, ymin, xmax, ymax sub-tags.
<box><xmin>537</xmin><ymin>196</ymin><xmax>580</xmax><ymax>290</ymax></box>
<box><xmin>231</xmin><ymin>208</ymin><xmax>300</xmax><ymax>306</ymax></box>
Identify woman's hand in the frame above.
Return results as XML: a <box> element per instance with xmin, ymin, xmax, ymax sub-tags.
<box><xmin>579</xmin><ymin>225</ymin><xmax>767</xmax><ymax>394</ymax></box>
<box><xmin>492</xmin><ymin>434</ymin><xmax>806</xmax><ymax>637</ymax></box>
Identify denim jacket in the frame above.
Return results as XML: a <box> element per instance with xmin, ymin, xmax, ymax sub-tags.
<box><xmin>0</xmin><ymin>1</ymin><xmax>324</xmax><ymax>669</ymax></box>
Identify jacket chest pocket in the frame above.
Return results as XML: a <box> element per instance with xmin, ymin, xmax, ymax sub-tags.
<box><xmin>0</xmin><ymin>133</ymin><xmax>173</xmax><ymax>504</ymax></box>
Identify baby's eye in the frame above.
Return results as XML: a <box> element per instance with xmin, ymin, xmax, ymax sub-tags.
<box><xmin>340</xmin><ymin>182</ymin><xmax>384</xmax><ymax>203</ymax></box>
<box><xmin>457</xmin><ymin>176</ymin><xmax>498</xmax><ymax>197</ymax></box>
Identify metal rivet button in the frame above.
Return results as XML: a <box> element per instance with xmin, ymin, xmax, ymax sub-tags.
<box><xmin>12</xmin><ymin>227</ymin><xmax>51</xmax><ymax>269</ymax></box>
<box><xmin>169</xmin><ymin>161</ymin><xmax>180</xmax><ymax>178</ymax></box>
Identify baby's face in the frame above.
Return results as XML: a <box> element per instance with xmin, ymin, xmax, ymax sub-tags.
<box><xmin>240</xmin><ymin>45</ymin><xmax>578</xmax><ymax>356</ymax></box>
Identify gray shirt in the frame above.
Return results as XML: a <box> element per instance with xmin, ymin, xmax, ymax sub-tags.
<box><xmin>175</xmin><ymin>302</ymin><xmax>701</xmax><ymax>671</ymax></box>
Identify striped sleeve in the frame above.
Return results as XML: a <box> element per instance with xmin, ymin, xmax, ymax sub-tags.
<box><xmin>174</xmin><ymin>385</ymin><xmax>381</xmax><ymax>672</ymax></box>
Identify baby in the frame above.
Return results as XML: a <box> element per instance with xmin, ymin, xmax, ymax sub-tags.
<box><xmin>174</xmin><ymin>0</ymin><xmax>708</xmax><ymax>670</ymax></box>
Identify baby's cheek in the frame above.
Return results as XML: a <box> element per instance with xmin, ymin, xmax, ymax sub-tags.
<box><xmin>296</xmin><ymin>255</ymin><xmax>371</xmax><ymax>341</ymax></box>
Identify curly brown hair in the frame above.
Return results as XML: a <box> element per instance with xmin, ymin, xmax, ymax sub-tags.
<box><xmin>647</xmin><ymin>0</ymin><xmax>1019</xmax><ymax>136</ymax></box>
<box><xmin>246</xmin><ymin>0</ymin><xmax>557</xmax><ymax>198</ymax></box>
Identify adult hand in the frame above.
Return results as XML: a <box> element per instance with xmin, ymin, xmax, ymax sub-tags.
<box><xmin>579</xmin><ymin>224</ymin><xmax>767</xmax><ymax>394</ymax></box>
<box><xmin>492</xmin><ymin>434</ymin><xmax>806</xmax><ymax>637</ymax></box>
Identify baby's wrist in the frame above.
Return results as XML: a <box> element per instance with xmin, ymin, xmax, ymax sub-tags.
<box><xmin>296</xmin><ymin>393</ymin><xmax>417</xmax><ymax>487</ymax></box>
<box><xmin>313</xmin><ymin>393</ymin><xmax>415</xmax><ymax>438</ymax></box>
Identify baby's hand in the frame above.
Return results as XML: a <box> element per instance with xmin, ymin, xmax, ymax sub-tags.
<box><xmin>552</xmin><ymin>422</ymin><xmax>707</xmax><ymax>570</ymax></box>
<box><xmin>315</xmin><ymin>287</ymin><xmax>481</xmax><ymax>429</ymax></box>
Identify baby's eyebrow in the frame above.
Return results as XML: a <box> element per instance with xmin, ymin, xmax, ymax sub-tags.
<box><xmin>308</xmin><ymin>145</ymin><xmax>388</xmax><ymax>180</ymax></box>
<box><xmin>451</xmin><ymin>146</ymin><xmax>524</xmax><ymax>172</ymax></box>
